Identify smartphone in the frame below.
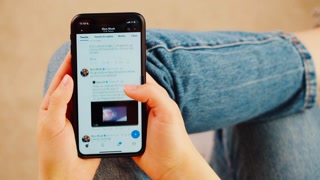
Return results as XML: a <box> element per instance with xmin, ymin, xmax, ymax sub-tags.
<box><xmin>70</xmin><ymin>13</ymin><xmax>147</xmax><ymax>157</ymax></box>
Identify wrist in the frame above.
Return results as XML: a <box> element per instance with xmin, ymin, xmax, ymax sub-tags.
<box><xmin>157</xmin><ymin>146</ymin><xmax>220</xmax><ymax>180</ymax></box>
<box><xmin>38</xmin><ymin>162</ymin><xmax>98</xmax><ymax>180</ymax></box>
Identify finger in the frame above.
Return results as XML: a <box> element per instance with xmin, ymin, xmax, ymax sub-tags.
<box><xmin>124</xmin><ymin>83</ymin><xmax>172</xmax><ymax>109</ymax></box>
<box><xmin>46</xmin><ymin>74</ymin><xmax>74</xmax><ymax>126</ymax></box>
<box><xmin>41</xmin><ymin>52</ymin><xmax>72</xmax><ymax>110</ymax></box>
<box><xmin>146</xmin><ymin>73</ymin><xmax>169</xmax><ymax>96</ymax></box>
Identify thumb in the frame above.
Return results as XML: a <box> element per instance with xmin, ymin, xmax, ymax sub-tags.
<box><xmin>46</xmin><ymin>74</ymin><xmax>74</xmax><ymax>126</ymax></box>
<box><xmin>124</xmin><ymin>83</ymin><xmax>172</xmax><ymax>109</ymax></box>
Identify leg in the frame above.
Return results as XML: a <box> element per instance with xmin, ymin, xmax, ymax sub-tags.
<box><xmin>45</xmin><ymin>30</ymin><xmax>317</xmax><ymax>133</ymax></box>
<box><xmin>145</xmin><ymin>30</ymin><xmax>316</xmax><ymax>133</ymax></box>
<box><xmin>44</xmin><ymin>29</ymin><xmax>317</xmax><ymax>179</ymax></box>
<box><xmin>212</xmin><ymin>105</ymin><xmax>320</xmax><ymax>179</ymax></box>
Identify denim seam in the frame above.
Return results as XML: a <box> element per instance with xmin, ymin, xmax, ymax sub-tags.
<box><xmin>146</xmin><ymin>33</ymin><xmax>317</xmax><ymax>111</ymax></box>
<box><xmin>147</xmin><ymin>37</ymin><xmax>281</xmax><ymax>52</ymax></box>
<box><xmin>285</xmin><ymin>33</ymin><xmax>317</xmax><ymax>109</ymax></box>
<box><xmin>183</xmin><ymin>69</ymin><xmax>303</xmax><ymax>103</ymax></box>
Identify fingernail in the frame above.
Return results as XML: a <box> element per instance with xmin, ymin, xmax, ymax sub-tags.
<box><xmin>61</xmin><ymin>75</ymin><xmax>70</xmax><ymax>87</ymax></box>
<box><xmin>124</xmin><ymin>85</ymin><xmax>138</xmax><ymax>91</ymax></box>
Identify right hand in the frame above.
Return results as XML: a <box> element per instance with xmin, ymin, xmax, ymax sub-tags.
<box><xmin>125</xmin><ymin>74</ymin><xmax>219</xmax><ymax>179</ymax></box>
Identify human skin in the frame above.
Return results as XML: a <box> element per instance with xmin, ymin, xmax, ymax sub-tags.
<box><xmin>37</xmin><ymin>27</ymin><xmax>320</xmax><ymax>179</ymax></box>
<box><xmin>37</xmin><ymin>53</ymin><xmax>101</xmax><ymax>180</ymax></box>
<box><xmin>125</xmin><ymin>76</ymin><xmax>219</xmax><ymax>179</ymax></box>
<box><xmin>37</xmin><ymin>52</ymin><xmax>219</xmax><ymax>180</ymax></box>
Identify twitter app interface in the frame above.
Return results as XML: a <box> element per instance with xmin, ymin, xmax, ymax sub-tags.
<box><xmin>76</xmin><ymin>32</ymin><xmax>142</xmax><ymax>155</ymax></box>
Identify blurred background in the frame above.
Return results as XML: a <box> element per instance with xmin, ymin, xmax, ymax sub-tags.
<box><xmin>1</xmin><ymin>0</ymin><xmax>319</xmax><ymax>179</ymax></box>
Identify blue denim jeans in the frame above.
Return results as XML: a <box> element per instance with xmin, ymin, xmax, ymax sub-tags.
<box><xmin>44</xmin><ymin>30</ymin><xmax>320</xmax><ymax>179</ymax></box>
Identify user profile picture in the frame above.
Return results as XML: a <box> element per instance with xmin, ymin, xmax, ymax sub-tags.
<box><xmin>82</xmin><ymin>135</ymin><xmax>90</xmax><ymax>142</ymax></box>
<box><xmin>80</xmin><ymin>68</ymin><xmax>89</xmax><ymax>77</ymax></box>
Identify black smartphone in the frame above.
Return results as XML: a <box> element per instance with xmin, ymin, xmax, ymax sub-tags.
<box><xmin>70</xmin><ymin>13</ymin><xmax>147</xmax><ymax>157</ymax></box>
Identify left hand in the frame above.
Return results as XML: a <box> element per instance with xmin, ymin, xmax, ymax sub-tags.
<box><xmin>37</xmin><ymin>52</ymin><xmax>100</xmax><ymax>180</ymax></box>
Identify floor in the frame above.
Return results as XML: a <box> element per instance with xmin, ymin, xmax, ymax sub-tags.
<box><xmin>1</xmin><ymin>0</ymin><xmax>319</xmax><ymax>179</ymax></box>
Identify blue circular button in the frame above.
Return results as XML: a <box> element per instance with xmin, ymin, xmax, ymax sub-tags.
<box><xmin>131</xmin><ymin>130</ymin><xmax>140</xmax><ymax>139</ymax></box>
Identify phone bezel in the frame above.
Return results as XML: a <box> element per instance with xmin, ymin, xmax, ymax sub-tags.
<box><xmin>70</xmin><ymin>13</ymin><xmax>147</xmax><ymax>158</ymax></box>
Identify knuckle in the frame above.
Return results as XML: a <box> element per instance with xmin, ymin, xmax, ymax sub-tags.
<box><xmin>49</xmin><ymin>91</ymin><xmax>65</xmax><ymax>106</ymax></box>
<box><xmin>146</xmin><ymin>83</ymin><xmax>169</xmax><ymax>97</ymax></box>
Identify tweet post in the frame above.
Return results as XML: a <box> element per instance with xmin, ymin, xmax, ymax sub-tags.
<box><xmin>75</xmin><ymin>32</ymin><xmax>143</xmax><ymax>154</ymax></box>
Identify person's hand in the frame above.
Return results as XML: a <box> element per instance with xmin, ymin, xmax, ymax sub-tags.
<box><xmin>37</xmin><ymin>52</ymin><xmax>218</xmax><ymax>179</ymax></box>
<box><xmin>125</xmin><ymin>75</ymin><xmax>219</xmax><ymax>180</ymax></box>
<box><xmin>37</xmin><ymin>52</ymin><xmax>100</xmax><ymax>180</ymax></box>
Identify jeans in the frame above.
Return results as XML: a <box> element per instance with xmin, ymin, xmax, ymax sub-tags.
<box><xmin>45</xmin><ymin>30</ymin><xmax>320</xmax><ymax>179</ymax></box>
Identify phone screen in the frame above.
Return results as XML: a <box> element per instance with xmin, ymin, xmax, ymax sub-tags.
<box><xmin>70</xmin><ymin>13</ymin><xmax>146</xmax><ymax>157</ymax></box>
